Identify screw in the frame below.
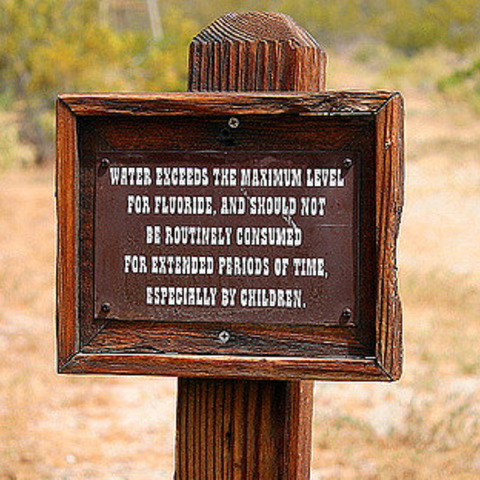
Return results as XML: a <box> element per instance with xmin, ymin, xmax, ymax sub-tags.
<box><xmin>343</xmin><ymin>158</ymin><xmax>353</xmax><ymax>169</ymax></box>
<box><xmin>218</xmin><ymin>331</ymin><xmax>231</xmax><ymax>344</ymax></box>
<box><xmin>101</xmin><ymin>302</ymin><xmax>111</xmax><ymax>313</ymax></box>
<box><xmin>341</xmin><ymin>308</ymin><xmax>352</xmax><ymax>319</ymax></box>
<box><xmin>100</xmin><ymin>158</ymin><xmax>110</xmax><ymax>169</ymax></box>
<box><xmin>228</xmin><ymin>117</ymin><xmax>240</xmax><ymax>129</ymax></box>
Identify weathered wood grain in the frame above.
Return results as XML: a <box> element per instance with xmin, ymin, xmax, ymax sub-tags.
<box><xmin>375</xmin><ymin>93</ymin><xmax>405</xmax><ymax>380</ymax></box>
<box><xmin>60</xmin><ymin>91</ymin><xmax>395</xmax><ymax>117</ymax></box>
<box><xmin>88</xmin><ymin>114</ymin><xmax>372</xmax><ymax>152</ymax></box>
<box><xmin>62</xmin><ymin>353</ymin><xmax>385</xmax><ymax>381</ymax></box>
<box><xmin>77</xmin><ymin>121</ymin><xmax>109</xmax><ymax>346</ymax></box>
<box><xmin>56</xmin><ymin>100</ymin><xmax>78</xmax><ymax>367</ymax></box>
<box><xmin>82</xmin><ymin>321</ymin><xmax>370</xmax><ymax>357</ymax></box>
<box><xmin>189</xmin><ymin>12</ymin><xmax>326</xmax><ymax>92</ymax></box>
<box><xmin>175</xmin><ymin>379</ymin><xmax>314</xmax><ymax>480</ymax></box>
<box><xmin>283</xmin><ymin>381</ymin><xmax>314</xmax><ymax>479</ymax></box>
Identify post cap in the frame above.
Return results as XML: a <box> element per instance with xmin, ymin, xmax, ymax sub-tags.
<box><xmin>189</xmin><ymin>12</ymin><xmax>326</xmax><ymax>92</ymax></box>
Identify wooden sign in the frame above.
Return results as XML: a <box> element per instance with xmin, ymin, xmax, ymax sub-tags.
<box><xmin>95</xmin><ymin>150</ymin><xmax>356</xmax><ymax>326</ymax></box>
<box><xmin>56</xmin><ymin>91</ymin><xmax>404</xmax><ymax>381</ymax></box>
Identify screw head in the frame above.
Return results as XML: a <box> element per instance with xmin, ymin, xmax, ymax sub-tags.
<box><xmin>218</xmin><ymin>331</ymin><xmax>231</xmax><ymax>344</ymax></box>
<box><xmin>343</xmin><ymin>158</ymin><xmax>353</xmax><ymax>169</ymax></box>
<box><xmin>100</xmin><ymin>158</ymin><xmax>110</xmax><ymax>169</ymax></box>
<box><xmin>228</xmin><ymin>117</ymin><xmax>240</xmax><ymax>129</ymax></box>
<box><xmin>101</xmin><ymin>302</ymin><xmax>111</xmax><ymax>313</ymax></box>
<box><xmin>341</xmin><ymin>308</ymin><xmax>352</xmax><ymax>319</ymax></box>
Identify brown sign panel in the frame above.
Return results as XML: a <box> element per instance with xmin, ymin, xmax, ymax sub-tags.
<box><xmin>56</xmin><ymin>92</ymin><xmax>404</xmax><ymax>381</ymax></box>
<box><xmin>94</xmin><ymin>151</ymin><xmax>357</xmax><ymax>326</ymax></box>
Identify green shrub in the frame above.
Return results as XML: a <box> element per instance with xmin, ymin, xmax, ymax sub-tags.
<box><xmin>439</xmin><ymin>58</ymin><xmax>480</xmax><ymax>112</ymax></box>
<box><xmin>0</xmin><ymin>0</ymin><xmax>196</xmax><ymax>165</ymax></box>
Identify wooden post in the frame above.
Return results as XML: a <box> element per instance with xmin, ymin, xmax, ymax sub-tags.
<box><xmin>175</xmin><ymin>13</ymin><xmax>327</xmax><ymax>480</ymax></box>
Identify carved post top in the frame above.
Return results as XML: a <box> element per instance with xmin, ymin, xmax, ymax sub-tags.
<box><xmin>188</xmin><ymin>12</ymin><xmax>327</xmax><ymax>93</ymax></box>
<box><xmin>192</xmin><ymin>12</ymin><xmax>319</xmax><ymax>46</ymax></box>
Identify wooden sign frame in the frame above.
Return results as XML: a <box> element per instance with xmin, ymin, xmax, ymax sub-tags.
<box><xmin>56</xmin><ymin>91</ymin><xmax>404</xmax><ymax>381</ymax></box>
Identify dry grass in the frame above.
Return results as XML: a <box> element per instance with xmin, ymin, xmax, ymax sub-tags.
<box><xmin>0</xmin><ymin>113</ymin><xmax>35</xmax><ymax>172</ymax></box>
<box><xmin>0</xmin><ymin>168</ymin><xmax>176</xmax><ymax>479</ymax></box>
<box><xmin>1</xmin><ymin>59</ymin><xmax>479</xmax><ymax>479</ymax></box>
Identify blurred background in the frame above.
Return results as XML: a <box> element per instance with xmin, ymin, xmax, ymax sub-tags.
<box><xmin>0</xmin><ymin>1</ymin><xmax>479</xmax><ymax>478</ymax></box>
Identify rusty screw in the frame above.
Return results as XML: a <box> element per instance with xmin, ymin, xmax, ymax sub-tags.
<box><xmin>342</xmin><ymin>308</ymin><xmax>352</xmax><ymax>320</ymax></box>
<box><xmin>343</xmin><ymin>158</ymin><xmax>353</xmax><ymax>169</ymax></box>
<box><xmin>100</xmin><ymin>158</ymin><xmax>110</xmax><ymax>169</ymax></box>
<box><xmin>101</xmin><ymin>302</ymin><xmax>111</xmax><ymax>313</ymax></box>
<box><xmin>228</xmin><ymin>117</ymin><xmax>240</xmax><ymax>129</ymax></box>
<box><xmin>218</xmin><ymin>331</ymin><xmax>231</xmax><ymax>344</ymax></box>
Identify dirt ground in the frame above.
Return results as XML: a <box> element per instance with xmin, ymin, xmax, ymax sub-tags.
<box><xmin>0</xmin><ymin>81</ymin><xmax>479</xmax><ymax>478</ymax></box>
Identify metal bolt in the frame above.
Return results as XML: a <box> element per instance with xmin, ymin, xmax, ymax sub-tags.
<box><xmin>218</xmin><ymin>331</ymin><xmax>231</xmax><ymax>344</ymax></box>
<box><xmin>343</xmin><ymin>158</ymin><xmax>353</xmax><ymax>169</ymax></box>
<box><xmin>100</xmin><ymin>158</ymin><xmax>110</xmax><ymax>169</ymax></box>
<box><xmin>228</xmin><ymin>117</ymin><xmax>240</xmax><ymax>129</ymax></box>
<box><xmin>341</xmin><ymin>308</ymin><xmax>352</xmax><ymax>319</ymax></box>
<box><xmin>101</xmin><ymin>302</ymin><xmax>111</xmax><ymax>313</ymax></box>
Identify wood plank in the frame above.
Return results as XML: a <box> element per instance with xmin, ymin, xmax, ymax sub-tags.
<box><xmin>60</xmin><ymin>91</ymin><xmax>396</xmax><ymax>117</ymax></box>
<box><xmin>284</xmin><ymin>381</ymin><xmax>314</xmax><ymax>479</ymax></box>
<box><xmin>375</xmin><ymin>93</ymin><xmax>405</xmax><ymax>380</ymax></box>
<box><xmin>56</xmin><ymin>99</ymin><xmax>78</xmax><ymax>367</ymax></box>
<box><xmin>77</xmin><ymin>121</ymin><xmax>109</xmax><ymax>346</ymax></box>
<box><xmin>82</xmin><ymin>321</ymin><xmax>370</xmax><ymax>357</ymax></box>
<box><xmin>62</xmin><ymin>353</ymin><xmax>387</xmax><ymax>381</ymax></box>
<box><xmin>175</xmin><ymin>379</ymin><xmax>313</xmax><ymax>479</ymax></box>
